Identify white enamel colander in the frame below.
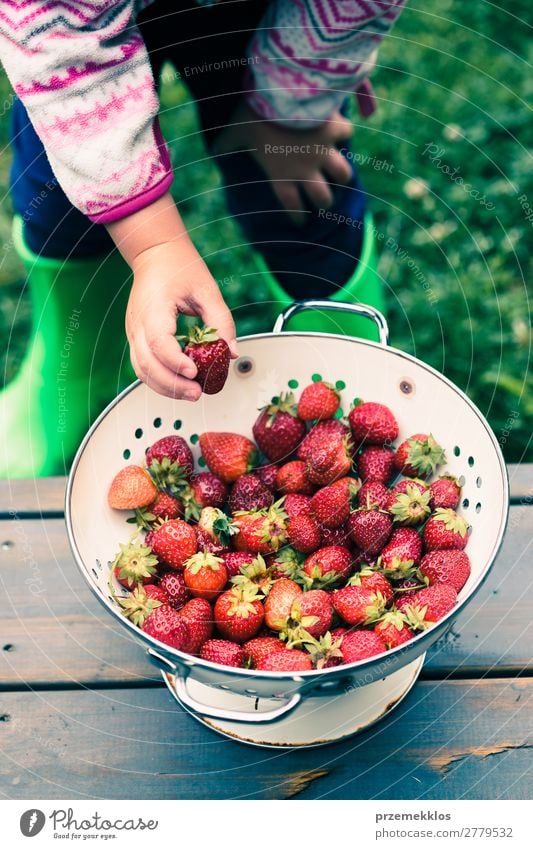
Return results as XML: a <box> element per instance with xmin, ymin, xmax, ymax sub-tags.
<box><xmin>66</xmin><ymin>301</ymin><xmax>509</xmax><ymax>730</ymax></box>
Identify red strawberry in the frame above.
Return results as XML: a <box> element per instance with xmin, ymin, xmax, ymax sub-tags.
<box><xmin>183</xmin><ymin>551</ymin><xmax>228</xmax><ymax>602</ymax></box>
<box><xmin>150</xmin><ymin>519</ymin><xmax>197</xmax><ymax>570</ymax></box>
<box><xmin>338</xmin><ymin>630</ymin><xmax>388</xmax><ymax>663</ymax></box>
<box><xmin>303</xmin><ymin>545</ymin><xmax>353</xmax><ymax>588</ymax></box>
<box><xmin>310</xmin><ymin>477</ymin><xmax>359</xmax><ymax>529</ymax></box>
<box><xmin>252</xmin><ymin>393</ymin><xmax>306</xmax><ymax>463</ymax></box>
<box><xmin>297</xmin><ymin>381</ymin><xmax>340</xmax><ymax>421</ymax></box>
<box><xmin>178</xmin><ymin>597</ymin><xmax>213</xmax><ymax>654</ymax></box>
<box><xmin>159</xmin><ymin>571</ymin><xmax>191</xmax><ymax>610</ymax></box>
<box><xmin>357</xmin><ymin>481</ymin><xmax>390</xmax><ymax>511</ymax></box>
<box><xmin>332</xmin><ymin>585</ymin><xmax>387</xmax><ymax>625</ymax></box>
<box><xmin>284</xmin><ymin>493</ymin><xmax>312</xmax><ymax>520</ymax></box>
<box><xmin>183</xmin><ymin>472</ymin><xmax>228</xmax><ymax>520</ymax></box>
<box><xmin>257</xmin><ymin>649</ymin><xmax>312</xmax><ymax>672</ymax></box>
<box><xmin>288</xmin><ymin>590</ymin><xmax>333</xmax><ymax>639</ymax></box>
<box><xmin>214</xmin><ymin>586</ymin><xmax>265</xmax><ymax>643</ymax></box>
<box><xmin>275</xmin><ymin>461</ymin><xmax>314</xmax><ymax>495</ymax></box>
<box><xmin>394</xmin><ymin>433</ymin><xmax>446</xmax><ymax>479</ymax></box>
<box><xmin>388</xmin><ymin>484</ymin><xmax>431</xmax><ymax>526</ymax></box>
<box><xmin>357</xmin><ymin>446</ymin><xmax>395</xmax><ymax>484</ymax></box>
<box><xmin>142</xmin><ymin>604</ymin><xmax>189</xmax><ymax>650</ymax></box>
<box><xmin>429</xmin><ymin>475</ymin><xmax>461</xmax><ymax>510</ymax></box>
<box><xmin>320</xmin><ymin>523</ymin><xmax>351</xmax><ymax>547</ymax></box>
<box><xmin>396</xmin><ymin>582</ymin><xmax>457</xmax><ymax>628</ymax></box>
<box><xmin>388</xmin><ymin>478</ymin><xmax>428</xmax><ymax>501</ymax></box>
<box><xmin>233</xmin><ymin>502</ymin><xmax>288</xmax><ymax>554</ymax></box>
<box><xmin>348</xmin><ymin>567</ymin><xmax>394</xmax><ymax>605</ymax></box>
<box><xmin>243</xmin><ymin>636</ymin><xmax>285</xmax><ymax>668</ymax></box>
<box><xmin>116</xmin><ymin>584</ymin><xmax>166</xmax><ymax>627</ymax></box>
<box><xmin>112</xmin><ymin>537</ymin><xmax>159</xmax><ymax>589</ymax></box>
<box><xmin>253</xmin><ymin>463</ymin><xmax>279</xmax><ymax>492</ymax></box>
<box><xmin>287</xmin><ymin>513</ymin><xmax>321</xmax><ymax>554</ymax></box>
<box><xmin>199</xmin><ymin>639</ymin><xmax>244</xmax><ymax>668</ymax></box>
<box><xmin>264</xmin><ymin>578</ymin><xmax>302</xmax><ymax>631</ymax></box>
<box><xmin>423</xmin><ymin>508</ymin><xmax>469</xmax><ymax>551</ymax></box>
<box><xmin>222</xmin><ymin>551</ymin><xmax>256</xmax><ymax>578</ymax></box>
<box><xmin>148</xmin><ymin>491</ymin><xmax>183</xmax><ymax>521</ymax></box>
<box><xmin>347</xmin><ymin>507</ymin><xmax>392</xmax><ymax>556</ymax></box>
<box><xmin>297</xmin><ymin>419</ymin><xmax>350</xmax><ymax>461</ymax></box>
<box><xmin>108</xmin><ymin>465</ymin><xmax>158</xmax><ymax>510</ymax></box>
<box><xmin>228</xmin><ymin>473</ymin><xmax>273</xmax><ymax>513</ymax></box>
<box><xmin>348</xmin><ymin>401</ymin><xmax>399</xmax><ymax>446</ymax></box>
<box><xmin>144</xmin><ymin>583</ymin><xmax>170</xmax><ymax>604</ymax></box>
<box><xmin>198</xmin><ymin>432</ymin><xmax>257</xmax><ymax>483</ymax></box>
<box><xmin>305</xmin><ymin>435</ymin><xmax>353</xmax><ymax>486</ymax></box>
<box><xmin>379</xmin><ymin>527</ymin><xmax>422</xmax><ymax>579</ymax></box>
<box><xmin>146</xmin><ymin>435</ymin><xmax>194</xmax><ymax>479</ymax></box>
<box><xmin>267</xmin><ymin>547</ymin><xmax>305</xmax><ymax>581</ymax></box>
<box><xmin>181</xmin><ymin>325</ymin><xmax>230</xmax><ymax>395</ymax></box>
<box><xmin>419</xmin><ymin>550</ymin><xmax>471</xmax><ymax>591</ymax></box>
<box><xmin>375</xmin><ymin>611</ymin><xmax>415</xmax><ymax>648</ymax></box>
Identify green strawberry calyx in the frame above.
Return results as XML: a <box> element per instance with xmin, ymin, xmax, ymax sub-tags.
<box><xmin>378</xmin><ymin>555</ymin><xmax>417</xmax><ymax>580</ymax></box>
<box><xmin>116</xmin><ymin>585</ymin><xmax>163</xmax><ymax>628</ymax></box>
<box><xmin>404</xmin><ymin>434</ymin><xmax>447</xmax><ymax>477</ymax></box>
<box><xmin>390</xmin><ymin>487</ymin><xmax>431</xmax><ymax>525</ymax></box>
<box><xmin>261</xmin><ymin>392</ymin><xmax>299</xmax><ymax>425</ymax></box>
<box><xmin>431</xmin><ymin>508</ymin><xmax>469</xmax><ymax>538</ymax></box>
<box><xmin>225</xmin><ymin>584</ymin><xmax>263</xmax><ymax>619</ymax></box>
<box><xmin>377</xmin><ymin>609</ymin><xmax>410</xmax><ymax>631</ymax></box>
<box><xmin>303</xmin><ymin>631</ymin><xmax>344</xmax><ymax>670</ymax></box>
<box><xmin>177</xmin><ymin>325</ymin><xmax>220</xmax><ymax>346</ymax></box>
<box><xmin>402</xmin><ymin>603</ymin><xmax>432</xmax><ymax>632</ymax></box>
<box><xmin>362</xmin><ymin>590</ymin><xmax>388</xmax><ymax>624</ymax></box>
<box><xmin>148</xmin><ymin>457</ymin><xmax>189</xmax><ymax>495</ymax></box>
<box><xmin>184</xmin><ymin>551</ymin><xmax>223</xmax><ymax>575</ymax></box>
<box><xmin>231</xmin><ymin>554</ymin><xmax>274</xmax><ymax>596</ymax></box>
<box><xmin>112</xmin><ymin>534</ymin><xmax>158</xmax><ymax>584</ymax></box>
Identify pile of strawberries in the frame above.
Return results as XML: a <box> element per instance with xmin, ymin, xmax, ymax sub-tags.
<box><xmin>107</xmin><ymin>380</ymin><xmax>471</xmax><ymax>673</ymax></box>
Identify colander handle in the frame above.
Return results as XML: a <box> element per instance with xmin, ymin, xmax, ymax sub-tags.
<box><xmin>149</xmin><ymin>649</ymin><xmax>302</xmax><ymax>724</ymax></box>
<box><xmin>272</xmin><ymin>299</ymin><xmax>389</xmax><ymax>345</ymax></box>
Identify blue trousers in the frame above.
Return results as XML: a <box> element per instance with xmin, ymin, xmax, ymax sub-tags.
<box><xmin>9</xmin><ymin>0</ymin><xmax>366</xmax><ymax>299</ymax></box>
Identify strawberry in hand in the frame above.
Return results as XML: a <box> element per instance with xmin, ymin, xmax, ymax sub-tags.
<box><xmin>180</xmin><ymin>325</ymin><xmax>231</xmax><ymax>395</ymax></box>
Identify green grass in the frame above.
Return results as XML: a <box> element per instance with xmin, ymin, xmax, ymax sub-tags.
<box><xmin>0</xmin><ymin>1</ymin><xmax>531</xmax><ymax>461</ymax></box>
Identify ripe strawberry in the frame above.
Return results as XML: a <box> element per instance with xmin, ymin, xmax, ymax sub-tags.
<box><xmin>287</xmin><ymin>514</ymin><xmax>322</xmax><ymax>554</ymax></box>
<box><xmin>178</xmin><ymin>597</ymin><xmax>213</xmax><ymax>654</ymax></box>
<box><xmin>379</xmin><ymin>527</ymin><xmax>422</xmax><ymax>579</ymax></box>
<box><xmin>144</xmin><ymin>583</ymin><xmax>170</xmax><ymax>604</ymax></box>
<box><xmin>112</xmin><ymin>536</ymin><xmax>159</xmax><ymax>588</ymax></box>
<box><xmin>142</xmin><ymin>604</ymin><xmax>189</xmax><ymax>650</ymax></box>
<box><xmin>332</xmin><ymin>585</ymin><xmax>387</xmax><ymax>625</ymax></box>
<box><xmin>303</xmin><ymin>545</ymin><xmax>353</xmax><ymax>588</ymax></box>
<box><xmin>182</xmin><ymin>472</ymin><xmax>228</xmax><ymax>520</ymax></box>
<box><xmin>195</xmin><ymin>506</ymin><xmax>237</xmax><ymax>556</ymax></box>
<box><xmin>347</xmin><ymin>567</ymin><xmax>394</xmax><ymax>605</ymax></box>
<box><xmin>108</xmin><ymin>465</ymin><xmax>158</xmax><ymax>510</ymax></box>
<box><xmin>180</xmin><ymin>325</ymin><xmax>230</xmax><ymax>394</ymax></box>
<box><xmin>347</xmin><ymin>507</ymin><xmax>392</xmax><ymax>556</ymax></box>
<box><xmin>429</xmin><ymin>475</ymin><xmax>461</xmax><ymax>510</ymax></box>
<box><xmin>297</xmin><ymin>419</ymin><xmax>350</xmax><ymax>462</ymax></box>
<box><xmin>358</xmin><ymin>481</ymin><xmax>390</xmax><ymax>511</ymax></box>
<box><xmin>297</xmin><ymin>381</ymin><xmax>340</xmax><ymax>421</ymax></box>
<box><xmin>264</xmin><ymin>578</ymin><xmax>302</xmax><ymax>631</ymax></box>
<box><xmin>233</xmin><ymin>502</ymin><xmax>288</xmax><ymax>554</ymax></box>
<box><xmin>374</xmin><ymin>611</ymin><xmax>415</xmax><ymax>648</ymax></box>
<box><xmin>222</xmin><ymin>551</ymin><xmax>256</xmax><ymax>578</ymax></box>
<box><xmin>310</xmin><ymin>477</ymin><xmax>358</xmax><ymax>529</ymax></box>
<box><xmin>252</xmin><ymin>393</ymin><xmax>306</xmax><ymax>463</ymax></box>
<box><xmin>419</xmin><ymin>550</ymin><xmax>471</xmax><ymax>591</ymax></box>
<box><xmin>257</xmin><ymin>649</ymin><xmax>313</xmax><ymax>672</ymax></box>
<box><xmin>230</xmin><ymin>553</ymin><xmax>274</xmax><ymax>597</ymax></box>
<box><xmin>304</xmin><ymin>630</ymin><xmax>344</xmax><ymax>669</ymax></box>
<box><xmin>214</xmin><ymin>586</ymin><xmax>265</xmax><ymax>643</ymax></box>
<box><xmin>397</xmin><ymin>582</ymin><xmax>457</xmax><ymax>628</ymax></box>
<box><xmin>388</xmin><ymin>478</ymin><xmax>428</xmax><ymax>501</ymax></box>
<box><xmin>117</xmin><ymin>584</ymin><xmax>165</xmax><ymax>627</ymax></box>
<box><xmin>253</xmin><ymin>463</ymin><xmax>279</xmax><ymax>492</ymax></box>
<box><xmin>159</xmin><ymin>571</ymin><xmax>191</xmax><ymax>610</ymax></box>
<box><xmin>243</xmin><ymin>636</ymin><xmax>285</xmax><ymax>668</ymax></box>
<box><xmin>305</xmin><ymin>434</ymin><xmax>353</xmax><ymax>486</ymax></box>
<box><xmin>288</xmin><ymin>590</ymin><xmax>333</xmax><ymax>639</ymax></box>
<box><xmin>423</xmin><ymin>508</ymin><xmax>469</xmax><ymax>551</ymax></box>
<box><xmin>228</xmin><ymin>473</ymin><xmax>273</xmax><ymax>512</ymax></box>
<box><xmin>148</xmin><ymin>491</ymin><xmax>183</xmax><ymax>521</ymax></box>
<box><xmin>357</xmin><ymin>446</ymin><xmax>395</xmax><ymax>484</ymax></box>
<box><xmin>146</xmin><ymin>435</ymin><xmax>194</xmax><ymax>480</ymax></box>
<box><xmin>388</xmin><ymin>484</ymin><xmax>431</xmax><ymax>526</ymax></box>
<box><xmin>183</xmin><ymin>551</ymin><xmax>228</xmax><ymax>602</ymax></box>
<box><xmin>267</xmin><ymin>547</ymin><xmax>305</xmax><ymax>581</ymax></box>
<box><xmin>394</xmin><ymin>433</ymin><xmax>446</xmax><ymax>479</ymax></box>
<box><xmin>348</xmin><ymin>401</ymin><xmax>399</xmax><ymax>446</ymax></box>
<box><xmin>338</xmin><ymin>630</ymin><xmax>388</xmax><ymax>663</ymax></box>
<box><xmin>275</xmin><ymin>461</ymin><xmax>314</xmax><ymax>495</ymax></box>
<box><xmin>150</xmin><ymin>519</ymin><xmax>197</xmax><ymax>570</ymax></box>
<box><xmin>198</xmin><ymin>432</ymin><xmax>257</xmax><ymax>483</ymax></box>
<box><xmin>284</xmin><ymin>493</ymin><xmax>312</xmax><ymax>520</ymax></box>
<box><xmin>199</xmin><ymin>639</ymin><xmax>244</xmax><ymax>668</ymax></box>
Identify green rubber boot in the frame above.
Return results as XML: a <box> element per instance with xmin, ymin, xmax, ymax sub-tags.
<box><xmin>0</xmin><ymin>217</ymin><xmax>134</xmax><ymax>478</ymax></box>
<box><xmin>255</xmin><ymin>213</ymin><xmax>385</xmax><ymax>339</ymax></box>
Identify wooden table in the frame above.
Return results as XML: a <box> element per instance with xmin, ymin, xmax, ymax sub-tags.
<box><xmin>0</xmin><ymin>468</ymin><xmax>531</xmax><ymax>800</ymax></box>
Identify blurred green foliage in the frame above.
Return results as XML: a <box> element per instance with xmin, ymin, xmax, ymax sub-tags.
<box><xmin>0</xmin><ymin>0</ymin><xmax>531</xmax><ymax>460</ymax></box>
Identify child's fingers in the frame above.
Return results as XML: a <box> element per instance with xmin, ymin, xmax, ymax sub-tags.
<box><xmin>304</xmin><ymin>172</ymin><xmax>334</xmax><ymax>210</ymax></box>
<box><xmin>322</xmin><ymin>150</ymin><xmax>353</xmax><ymax>185</ymax></box>
<box><xmin>193</xmin><ymin>288</ymin><xmax>239</xmax><ymax>357</ymax></box>
<box><xmin>131</xmin><ymin>334</ymin><xmax>202</xmax><ymax>400</ymax></box>
<box><xmin>271</xmin><ymin>180</ymin><xmax>306</xmax><ymax>225</ymax></box>
<box><xmin>329</xmin><ymin>112</ymin><xmax>353</xmax><ymax>142</ymax></box>
<box><xmin>145</xmin><ymin>325</ymin><xmax>198</xmax><ymax>379</ymax></box>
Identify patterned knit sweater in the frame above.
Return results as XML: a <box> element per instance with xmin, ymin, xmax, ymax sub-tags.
<box><xmin>0</xmin><ymin>1</ymin><xmax>404</xmax><ymax>223</ymax></box>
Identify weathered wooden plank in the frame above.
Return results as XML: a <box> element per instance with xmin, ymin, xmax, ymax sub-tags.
<box><xmin>0</xmin><ymin>679</ymin><xmax>531</xmax><ymax>799</ymax></box>
<box><xmin>0</xmin><ymin>477</ymin><xmax>65</xmax><ymax>515</ymax></box>
<box><xmin>507</xmin><ymin>464</ymin><xmax>532</xmax><ymax>502</ymax></box>
<box><xmin>0</xmin><ymin>506</ymin><xmax>532</xmax><ymax>687</ymax></box>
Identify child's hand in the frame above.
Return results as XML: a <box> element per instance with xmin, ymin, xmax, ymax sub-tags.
<box><xmin>215</xmin><ymin>101</ymin><xmax>354</xmax><ymax>225</ymax></box>
<box><xmin>107</xmin><ymin>193</ymin><xmax>237</xmax><ymax>400</ymax></box>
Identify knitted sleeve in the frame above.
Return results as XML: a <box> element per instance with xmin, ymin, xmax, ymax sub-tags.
<box><xmin>0</xmin><ymin>0</ymin><xmax>172</xmax><ymax>223</ymax></box>
<box><xmin>246</xmin><ymin>0</ymin><xmax>406</xmax><ymax>126</ymax></box>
